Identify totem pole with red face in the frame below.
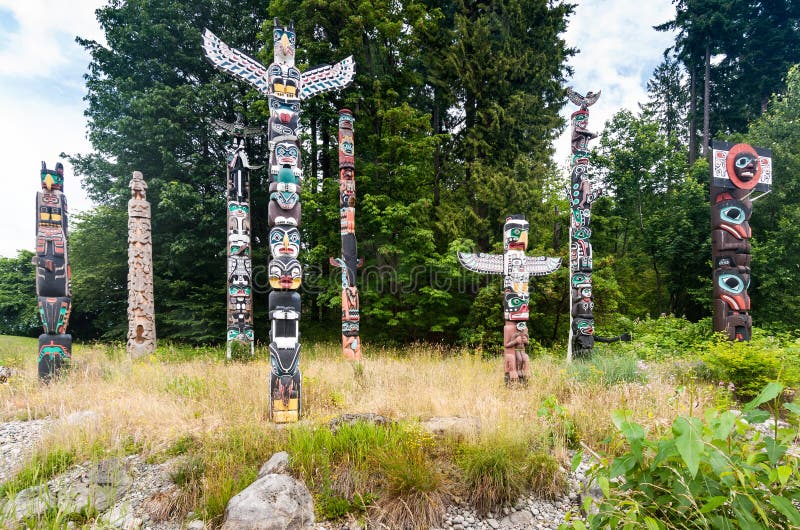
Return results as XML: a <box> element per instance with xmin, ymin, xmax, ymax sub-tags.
<box><xmin>710</xmin><ymin>141</ymin><xmax>773</xmax><ymax>341</ymax></box>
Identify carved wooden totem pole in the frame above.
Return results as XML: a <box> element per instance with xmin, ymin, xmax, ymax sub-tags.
<box><xmin>458</xmin><ymin>216</ymin><xmax>561</xmax><ymax>383</ymax></box>
<box><xmin>565</xmin><ymin>88</ymin><xmax>601</xmax><ymax>360</ymax></box>
<box><xmin>127</xmin><ymin>171</ymin><xmax>157</xmax><ymax>357</ymax></box>
<box><xmin>35</xmin><ymin>162</ymin><xmax>71</xmax><ymax>380</ymax></box>
<box><xmin>329</xmin><ymin>109</ymin><xmax>362</xmax><ymax>360</ymax></box>
<box><xmin>216</xmin><ymin>116</ymin><xmax>261</xmax><ymax>358</ymax></box>
<box><xmin>710</xmin><ymin>141</ymin><xmax>772</xmax><ymax>341</ymax></box>
<box><xmin>203</xmin><ymin>20</ymin><xmax>355</xmax><ymax>422</ymax></box>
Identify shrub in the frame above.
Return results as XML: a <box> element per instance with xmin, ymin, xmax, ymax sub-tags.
<box><xmin>703</xmin><ymin>335</ymin><xmax>800</xmax><ymax>401</ymax></box>
<box><xmin>538</xmin><ymin>394</ymin><xmax>579</xmax><ymax>448</ymax></box>
<box><xmin>569</xmin><ymin>353</ymin><xmax>644</xmax><ymax>386</ymax></box>
<box><xmin>563</xmin><ymin>383</ymin><xmax>800</xmax><ymax>529</ymax></box>
<box><xmin>524</xmin><ymin>453</ymin><xmax>567</xmax><ymax>500</ymax></box>
<box><xmin>459</xmin><ymin>438</ymin><xmax>527</xmax><ymax>515</ymax></box>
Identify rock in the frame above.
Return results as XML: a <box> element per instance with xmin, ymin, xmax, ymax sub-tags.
<box><xmin>59</xmin><ymin>458</ymin><xmax>132</xmax><ymax>514</ymax></box>
<box><xmin>1</xmin><ymin>484</ymin><xmax>56</xmax><ymax>521</ymax></box>
<box><xmin>186</xmin><ymin>521</ymin><xmax>206</xmax><ymax>530</ymax></box>
<box><xmin>258</xmin><ymin>451</ymin><xmax>289</xmax><ymax>478</ymax></box>
<box><xmin>328</xmin><ymin>413</ymin><xmax>393</xmax><ymax>433</ymax></box>
<box><xmin>420</xmin><ymin>416</ymin><xmax>480</xmax><ymax>438</ymax></box>
<box><xmin>486</xmin><ymin>518</ymin><xmax>500</xmax><ymax>529</ymax></box>
<box><xmin>500</xmin><ymin>509</ymin><xmax>533</xmax><ymax>527</ymax></box>
<box><xmin>221</xmin><ymin>473</ymin><xmax>314</xmax><ymax>530</ymax></box>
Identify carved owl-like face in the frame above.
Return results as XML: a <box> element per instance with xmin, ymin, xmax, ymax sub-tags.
<box><xmin>269</xmin><ymin>257</ymin><xmax>302</xmax><ymax>290</ymax></box>
<box><xmin>273</xmin><ymin>23</ymin><xmax>296</xmax><ymax>65</ymax></box>
<box><xmin>269</xmin><ymin>226</ymin><xmax>301</xmax><ymax>258</ymax></box>
<box><xmin>503</xmin><ymin>216</ymin><xmax>529</xmax><ymax>251</ymax></box>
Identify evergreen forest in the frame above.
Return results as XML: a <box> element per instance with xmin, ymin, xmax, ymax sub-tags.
<box><xmin>2</xmin><ymin>0</ymin><xmax>800</xmax><ymax>348</ymax></box>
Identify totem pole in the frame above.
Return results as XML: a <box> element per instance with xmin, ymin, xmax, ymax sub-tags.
<box><xmin>216</xmin><ymin>116</ymin><xmax>262</xmax><ymax>358</ymax></box>
<box><xmin>329</xmin><ymin>109</ymin><xmax>362</xmax><ymax>360</ymax></box>
<box><xmin>564</xmin><ymin>88</ymin><xmax>602</xmax><ymax>360</ymax></box>
<box><xmin>458</xmin><ymin>216</ymin><xmax>561</xmax><ymax>383</ymax></box>
<box><xmin>126</xmin><ymin>172</ymin><xmax>157</xmax><ymax>357</ymax></box>
<box><xmin>34</xmin><ymin>162</ymin><xmax>71</xmax><ymax>380</ymax></box>
<box><xmin>202</xmin><ymin>21</ymin><xmax>355</xmax><ymax>422</ymax></box>
<box><xmin>710</xmin><ymin>141</ymin><xmax>772</xmax><ymax>341</ymax></box>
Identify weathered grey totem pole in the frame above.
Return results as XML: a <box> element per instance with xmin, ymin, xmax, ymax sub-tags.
<box><xmin>34</xmin><ymin>162</ymin><xmax>71</xmax><ymax>380</ymax></box>
<box><xmin>216</xmin><ymin>116</ymin><xmax>261</xmax><ymax>358</ymax></box>
<box><xmin>458</xmin><ymin>216</ymin><xmax>561</xmax><ymax>383</ymax></box>
<box><xmin>127</xmin><ymin>171</ymin><xmax>157</xmax><ymax>357</ymax></box>
<box><xmin>202</xmin><ymin>20</ymin><xmax>355</xmax><ymax>422</ymax></box>
<box><xmin>329</xmin><ymin>109</ymin><xmax>362</xmax><ymax>361</ymax></box>
<box><xmin>565</xmin><ymin>88</ymin><xmax>601</xmax><ymax>360</ymax></box>
<box><xmin>710</xmin><ymin>141</ymin><xmax>772</xmax><ymax>341</ymax></box>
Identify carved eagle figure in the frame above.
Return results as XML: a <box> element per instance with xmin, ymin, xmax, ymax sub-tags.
<box><xmin>202</xmin><ymin>28</ymin><xmax>355</xmax><ymax>100</ymax></box>
<box><xmin>566</xmin><ymin>87</ymin><xmax>601</xmax><ymax>109</ymax></box>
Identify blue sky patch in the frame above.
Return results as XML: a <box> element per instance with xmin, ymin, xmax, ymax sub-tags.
<box><xmin>0</xmin><ymin>8</ymin><xmax>19</xmax><ymax>48</ymax></box>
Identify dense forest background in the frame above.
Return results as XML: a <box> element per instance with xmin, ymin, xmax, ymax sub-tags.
<box><xmin>2</xmin><ymin>0</ymin><xmax>799</xmax><ymax>347</ymax></box>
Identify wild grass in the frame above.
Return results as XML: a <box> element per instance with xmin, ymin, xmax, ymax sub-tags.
<box><xmin>0</xmin><ymin>334</ymin><xmax>724</xmax><ymax>528</ymax></box>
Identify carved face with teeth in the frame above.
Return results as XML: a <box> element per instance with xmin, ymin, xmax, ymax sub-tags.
<box><xmin>269</xmin><ymin>226</ymin><xmax>300</xmax><ymax>258</ymax></box>
<box><xmin>269</xmin><ymin>257</ymin><xmax>302</xmax><ymax>290</ymax></box>
<box><xmin>726</xmin><ymin>143</ymin><xmax>762</xmax><ymax>190</ymax></box>
<box><xmin>504</xmin><ymin>215</ymin><xmax>529</xmax><ymax>251</ymax></box>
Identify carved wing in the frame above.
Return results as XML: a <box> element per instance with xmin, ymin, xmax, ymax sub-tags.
<box><xmin>300</xmin><ymin>56</ymin><xmax>356</xmax><ymax>100</ymax></box>
<box><xmin>583</xmin><ymin>90</ymin><xmax>601</xmax><ymax>107</ymax></box>
<box><xmin>524</xmin><ymin>256</ymin><xmax>562</xmax><ymax>276</ymax></box>
<box><xmin>202</xmin><ymin>29</ymin><xmax>270</xmax><ymax>96</ymax></box>
<box><xmin>457</xmin><ymin>252</ymin><xmax>504</xmax><ymax>275</ymax></box>
<box><xmin>566</xmin><ymin>87</ymin><xmax>584</xmax><ymax>107</ymax></box>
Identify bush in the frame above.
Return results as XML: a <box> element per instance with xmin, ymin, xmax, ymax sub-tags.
<box><xmin>569</xmin><ymin>353</ymin><xmax>644</xmax><ymax>386</ymax></box>
<box><xmin>460</xmin><ymin>439</ymin><xmax>527</xmax><ymax>515</ymax></box>
<box><xmin>703</xmin><ymin>334</ymin><xmax>800</xmax><ymax>401</ymax></box>
<box><xmin>563</xmin><ymin>383</ymin><xmax>800</xmax><ymax>529</ymax></box>
<box><xmin>523</xmin><ymin>453</ymin><xmax>567</xmax><ymax>500</ymax></box>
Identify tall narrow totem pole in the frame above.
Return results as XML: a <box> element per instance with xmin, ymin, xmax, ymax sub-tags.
<box><xmin>329</xmin><ymin>109</ymin><xmax>362</xmax><ymax>360</ymax></box>
<box><xmin>458</xmin><ymin>216</ymin><xmax>561</xmax><ymax>383</ymax></box>
<box><xmin>565</xmin><ymin>88</ymin><xmax>601</xmax><ymax>360</ymax></box>
<box><xmin>127</xmin><ymin>172</ymin><xmax>157</xmax><ymax>357</ymax></box>
<box><xmin>216</xmin><ymin>116</ymin><xmax>261</xmax><ymax>358</ymax></box>
<box><xmin>202</xmin><ymin>20</ymin><xmax>355</xmax><ymax>422</ymax></box>
<box><xmin>710</xmin><ymin>141</ymin><xmax>772</xmax><ymax>341</ymax></box>
<box><xmin>34</xmin><ymin>162</ymin><xmax>71</xmax><ymax>380</ymax></box>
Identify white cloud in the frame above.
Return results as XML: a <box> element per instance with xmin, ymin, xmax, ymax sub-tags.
<box><xmin>0</xmin><ymin>0</ymin><xmax>104</xmax><ymax>257</ymax></box>
<box><xmin>555</xmin><ymin>0</ymin><xmax>677</xmax><ymax>168</ymax></box>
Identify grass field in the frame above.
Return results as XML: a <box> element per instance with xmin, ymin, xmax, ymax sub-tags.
<box><xmin>0</xmin><ymin>334</ymin><xmax>730</xmax><ymax>527</ymax></box>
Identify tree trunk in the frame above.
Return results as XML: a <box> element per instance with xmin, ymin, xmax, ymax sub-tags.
<box><xmin>689</xmin><ymin>64</ymin><xmax>698</xmax><ymax>165</ymax></box>
<box><xmin>703</xmin><ymin>42</ymin><xmax>711</xmax><ymax>159</ymax></box>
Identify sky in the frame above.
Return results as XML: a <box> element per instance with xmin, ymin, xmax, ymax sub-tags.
<box><xmin>0</xmin><ymin>0</ymin><xmax>676</xmax><ymax>258</ymax></box>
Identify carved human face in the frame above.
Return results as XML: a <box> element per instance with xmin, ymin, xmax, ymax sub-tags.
<box><xmin>274</xmin><ymin>141</ymin><xmax>300</xmax><ymax>167</ymax></box>
<box><xmin>269</xmin><ymin>257</ymin><xmax>302</xmax><ymax>290</ymax></box>
<box><xmin>503</xmin><ymin>217</ymin><xmax>529</xmax><ymax>251</ymax></box>
<box><xmin>725</xmin><ymin>143</ymin><xmax>762</xmax><ymax>190</ymax></box>
<box><xmin>269</xmin><ymin>226</ymin><xmax>300</xmax><ymax>258</ymax></box>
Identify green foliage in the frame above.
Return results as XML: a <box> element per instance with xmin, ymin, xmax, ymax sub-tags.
<box><xmin>703</xmin><ymin>334</ymin><xmax>800</xmax><ymax>401</ymax></box>
<box><xmin>537</xmin><ymin>394</ymin><xmax>579</xmax><ymax>449</ymax></box>
<box><xmin>0</xmin><ymin>251</ymin><xmax>38</xmax><ymax>337</ymax></box>
<box><xmin>523</xmin><ymin>453</ymin><xmax>567</xmax><ymax>500</ymax></box>
<box><xmin>459</xmin><ymin>438</ymin><xmax>527</xmax><ymax>515</ymax></box>
<box><xmin>569</xmin><ymin>352</ymin><xmax>645</xmax><ymax>387</ymax></box>
<box><xmin>563</xmin><ymin>384</ymin><xmax>800</xmax><ymax>529</ymax></box>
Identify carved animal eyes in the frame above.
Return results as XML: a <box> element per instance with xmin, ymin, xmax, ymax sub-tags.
<box><xmin>718</xmin><ymin>273</ymin><xmax>745</xmax><ymax>294</ymax></box>
<box><xmin>720</xmin><ymin>205</ymin><xmax>745</xmax><ymax>224</ymax></box>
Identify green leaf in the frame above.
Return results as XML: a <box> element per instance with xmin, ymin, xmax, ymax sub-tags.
<box><xmin>770</xmin><ymin>495</ymin><xmax>800</xmax><ymax>525</ymax></box>
<box><xmin>598</xmin><ymin>476</ymin><xmax>610</xmax><ymax>497</ymax></box>
<box><xmin>672</xmin><ymin>416</ymin><xmax>704</xmax><ymax>478</ymax></box>
<box><xmin>611</xmin><ymin>409</ymin><xmax>633</xmax><ymax>431</ymax></box>
<box><xmin>743</xmin><ymin>409</ymin><xmax>770</xmax><ymax>424</ymax></box>
<box><xmin>610</xmin><ymin>454</ymin><xmax>637</xmax><ymax>477</ymax></box>
<box><xmin>743</xmin><ymin>382</ymin><xmax>783</xmax><ymax>411</ymax></box>
<box><xmin>777</xmin><ymin>465</ymin><xmax>793</xmax><ymax>486</ymax></box>
<box><xmin>783</xmin><ymin>402</ymin><xmax>800</xmax><ymax>416</ymax></box>
<box><xmin>644</xmin><ymin>517</ymin><xmax>661</xmax><ymax>530</ymax></box>
<box><xmin>570</xmin><ymin>451</ymin><xmax>583</xmax><ymax>472</ymax></box>
<box><xmin>711</xmin><ymin>411</ymin><xmax>737</xmax><ymax>441</ymax></box>
<box><xmin>700</xmin><ymin>496</ymin><xmax>727</xmax><ymax>514</ymax></box>
<box><xmin>571</xmin><ymin>520</ymin><xmax>587</xmax><ymax>530</ymax></box>
<box><xmin>764</xmin><ymin>437</ymin><xmax>786</xmax><ymax>465</ymax></box>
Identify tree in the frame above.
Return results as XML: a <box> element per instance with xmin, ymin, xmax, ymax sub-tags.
<box><xmin>0</xmin><ymin>251</ymin><xmax>38</xmax><ymax>337</ymax></box>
